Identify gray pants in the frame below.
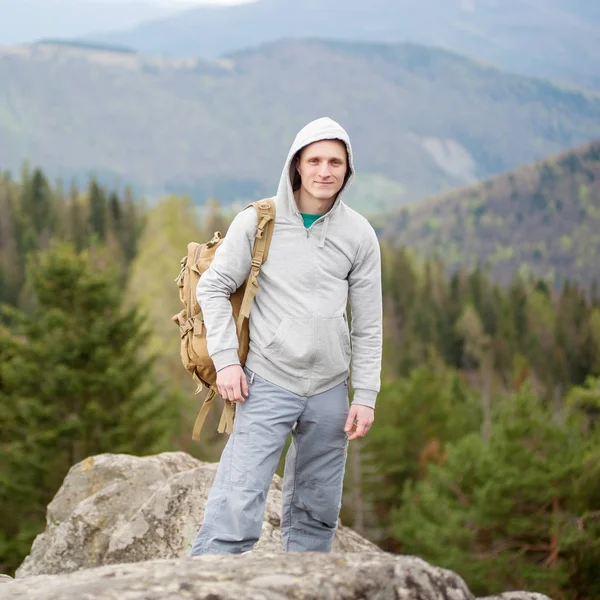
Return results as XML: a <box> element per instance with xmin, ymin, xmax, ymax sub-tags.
<box><xmin>190</xmin><ymin>367</ymin><xmax>349</xmax><ymax>554</ymax></box>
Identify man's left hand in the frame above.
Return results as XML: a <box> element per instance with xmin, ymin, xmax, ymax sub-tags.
<box><xmin>344</xmin><ymin>405</ymin><xmax>375</xmax><ymax>441</ymax></box>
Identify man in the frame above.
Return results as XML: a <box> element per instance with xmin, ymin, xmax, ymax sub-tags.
<box><xmin>190</xmin><ymin>117</ymin><xmax>382</xmax><ymax>555</ymax></box>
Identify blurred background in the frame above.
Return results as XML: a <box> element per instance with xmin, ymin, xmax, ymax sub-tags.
<box><xmin>1</xmin><ymin>1</ymin><xmax>599</xmax><ymax>597</ymax></box>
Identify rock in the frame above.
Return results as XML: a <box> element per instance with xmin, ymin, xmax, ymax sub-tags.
<box><xmin>0</xmin><ymin>576</ymin><xmax>12</xmax><ymax>584</ymax></box>
<box><xmin>0</xmin><ymin>551</ymin><xmax>550</xmax><ymax>600</ymax></box>
<box><xmin>9</xmin><ymin>452</ymin><xmax>551</xmax><ymax>600</ymax></box>
<box><xmin>480</xmin><ymin>595</ymin><xmax>552</xmax><ymax>600</ymax></box>
<box><xmin>16</xmin><ymin>452</ymin><xmax>379</xmax><ymax>578</ymax></box>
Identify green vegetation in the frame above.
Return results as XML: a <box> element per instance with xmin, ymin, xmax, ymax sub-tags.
<box><xmin>394</xmin><ymin>387</ymin><xmax>600</xmax><ymax>598</ymax></box>
<box><xmin>0</xmin><ymin>243</ymin><xmax>178</xmax><ymax>574</ymax></box>
<box><xmin>1</xmin><ymin>163</ymin><xmax>600</xmax><ymax>597</ymax></box>
<box><xmin>0</xmin><ymin>165</ymin><xmax>144</xmax><ymax>306</ymax></box>
<box><xmin>383</xmin><ymin>140</ymin><xmax>600</xmax><ymax>287</ymax></box>
<box><xmin>1</xmin><ymin>40</ymin><xmax>600</xmax><ymax>207</ymax></box>
<box><xmin>346</xmin><ymin>245</ymin><xmax>600</xmax><ymax>598</ymax></box>
<box><xmin>0</xmin><ymin>168</ymin><xmax>179</xmax><ymax>574</ymax></box>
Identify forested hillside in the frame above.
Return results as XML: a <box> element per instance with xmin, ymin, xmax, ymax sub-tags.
<box><xmin>2</xmin><ymin>40</ymin><xmax>600</xmax><ymax>209</ymax></box>
<box><xmin>0</xmin><ymin>167</ymin><xmax>180</xmax><ymax>577</ymax></box>
<box><xmin>382</xmin><ymin>140</ymin><xmax>600</xmax><ymax>286</ymax></box>
<box><xmin>0</xmin><ymin>165</ymin><xmax>144</xmax><ymax>305</ymax></box>
<box><xmin>1</xmin><ymin>164</ymin><xmax>600</xmax><ymax>598</ymax></box>
<box><xmin>91</xmin><ymin>0</ymin><xmax>600</xmax><ymax>90</ymax></box>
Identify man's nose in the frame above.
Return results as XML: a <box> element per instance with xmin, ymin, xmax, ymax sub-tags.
<box><xmin>318</xmin><ymin>164</ymin><xmax>331</xmax><ymax>177</ymax></box>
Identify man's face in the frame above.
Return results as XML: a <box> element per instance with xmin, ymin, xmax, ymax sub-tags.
<box><xmin>296</xmin><ymin>139</ymin><xmax>348</xmax><ymax>202</ymax></box>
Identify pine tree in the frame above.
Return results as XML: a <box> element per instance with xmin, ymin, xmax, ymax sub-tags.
<box><xmin>21</xmin><ymin>167</ymin><xmax>52</xmax><ymax>237</ymax></box>
<box><xmin>360</xmin><ymin>366</ymin><xmax>480</xmax><ymax>548</ymax></box>
<box><xmin>120</xmin><ymin>187</ymin><xmax>144</xmax><ymax>263</ymax></box>
<box><xmin>88</xmin><ymin>178</ymin><xmax>107</xmax><ymax>241</ymax></box>
<box><xmin>0</xmin><ymin>242</ymin><xmax>179</xmax><ymax>574</ymax></box>
<box><xmin>68</xmin><ymin>182</ymin><xmax>88</xmax><ymax>252</ymax></box>
<box><xmin>392</xmin><ymin>386</ymin><xmax>599</xmax><ymax>599</ymax></box>
<box><xmin>0</xmin><ymin>184</ymin><xmax>21</xmax><ymax>305</ymax></box>
<box><xmin>455</xmin><ymin>304</ymin><xmax>495</xmax><ymax>439</ymax></box>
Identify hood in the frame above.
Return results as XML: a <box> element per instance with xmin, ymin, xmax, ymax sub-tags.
<box><xmin>275</xmin><ymin>117</ymin><xmax>355</xmax><ymax>229</ymax></box>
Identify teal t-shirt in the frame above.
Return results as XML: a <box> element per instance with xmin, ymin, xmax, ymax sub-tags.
<box><xmin>300</xmin><ymin>213</ymin><xmax>322</xmax><ymax>229</ymax></box>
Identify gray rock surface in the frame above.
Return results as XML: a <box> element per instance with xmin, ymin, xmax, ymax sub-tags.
<box><xmin>480</xmin><ymin>595</ymin><xmax>552</xmax><ymax>600</ymax></box>
<box><xmin>16</xmin><ymin>452</ymin><xmax>379</xmax><ymax>578</ymax></box>
<box><xmin>0</xmin><ymin>551</ymin><xmax>550</xmax><ymax>600</ymax></box>
<box><xmin>7</xmin><ymin>452</ymin><xmax>551</xmax><ymax>600</ymax></box>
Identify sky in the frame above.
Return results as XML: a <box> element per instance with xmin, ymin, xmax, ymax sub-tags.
<box><xmin>163</xmin><ymin>0</ymin><xmax>253</xmax><ymax>3</ymax></box>
<box><xmin>174</xmin><ymin>0</ymin><xmax>255</xmax><ymax>3</ymax></box>
<box><xmin>66</xmin><ymin>0</ymin><xmax>256</xmax><ymax>4</ymax></box>
<box><xmin>90</xmin><ymin>0</ymin><xmax>256</xmax><ymax>4</ymax></box>
<box><xmin>0</xmin><ymin>0</ymin><xmax>261</xmax><ymax>47</ymax></box>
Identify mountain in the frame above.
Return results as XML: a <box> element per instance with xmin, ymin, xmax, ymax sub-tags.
<box><xmin>1</xmin><ymin>39</ymin><xmax>600</xmax><ymax>209</ymax></box>
<box><xmin>0</xmin><ymin>0</ymin><xmax>183</xmax><ymax>45</ymax></box>
<box><xmin>380</xmin><ymin>140</ymin><xmax>600</xmax><ymax>286</ymax></box>
<box><xmin>89</xmin><ymin>0</ymin><xmax>600</xmax><ymax>90</ymax></box>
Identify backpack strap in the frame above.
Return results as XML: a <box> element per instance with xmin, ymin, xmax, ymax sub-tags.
<box><xmin>236</xmin><ymin>198</ymin><xmax>276</xmax><ymax>330</ymax></box>
<box><xmin>192</xmin><ymin>387</ymin><xmax>216</xmax><ymax>440</ymax></box>
<box><xmin>217</xmin><ymin>401</ymin><xmax>235</xmax><ymax>434</ymax></box>
<box><xmin>191</xmin><ymin>377</ymin><xmax>235</xmax><ymax>439</ymax></box>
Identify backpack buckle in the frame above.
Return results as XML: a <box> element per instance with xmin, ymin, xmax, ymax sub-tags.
<box><xmin>180</xmin><ymin>319</ymin><xmax>194</xmax><ymax>337</ymax></box>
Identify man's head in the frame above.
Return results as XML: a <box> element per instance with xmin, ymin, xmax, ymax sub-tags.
<box><xmin>292</xmin><ymin>139</ymin><xmax>350</xmax><ymax>203</ymax></box>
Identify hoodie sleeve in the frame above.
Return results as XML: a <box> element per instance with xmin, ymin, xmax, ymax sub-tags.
<box><xmin>196</xmin><ymin>207</ymin><xmax>258</xmax><ymax>372</ymax></box>
<box><xmin>348</xmin><ymin>224</ymin><xmax>383</xmax><ymax>409</ymax></box>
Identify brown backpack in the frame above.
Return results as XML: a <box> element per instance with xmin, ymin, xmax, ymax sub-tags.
<box><xmin>172</xmin><ymin>198</ymin><xmax>276</xmax><ymax>441</ymax></box>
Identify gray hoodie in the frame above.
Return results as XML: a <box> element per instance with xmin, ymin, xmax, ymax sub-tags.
<box><xmin>196</xmin><ymin>117</ymin><xmax>382</xmax><ymax>408</ymax></box>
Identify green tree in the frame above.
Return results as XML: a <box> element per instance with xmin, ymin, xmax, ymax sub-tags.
<box><xmin>88</xmin><ymin>178</ymin><xmax>107</xmax><ymax>241</ymax></box>
<box><xmin>455</xmin><ymin>304</ymin><xmax>494</xmax><ymax>439</ymax></box>
<box><xmin>21</xmin><ymin>167</ymin><xmax>53</xmax><ymax>237</ymax></box>
<box><xmin>359</xmin><ymin>366</ymin><xmax>480</xmax><ymax>548</ymax></box>
<box><xmin>393</xmin><ymin>386</ymin><xmax>600</xmax><ymax>599</ymax></box>
<box><xmin>0</xmin><ymin>184</ymin><xmax>21</xmax><ymax>305</ymax></box>
<box><xmin>119</xmin><ymin>187</ymin><xmax>145</xmax><ymax>263</ymax></box>
<box><xmin>0</xmin><ymin>243</ymin><xmax>178</xmax><ymax>574</ymax></box>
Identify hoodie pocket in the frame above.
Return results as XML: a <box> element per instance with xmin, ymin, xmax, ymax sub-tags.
<box><xmin>263</xmin><ymin>318</ymin><xmax>310</xmax><ymax>370</ymax></box>
<box><xmin>262</xmin><ymin>316</ymin><xmax>350</xmax><ymax>378</ymax></box>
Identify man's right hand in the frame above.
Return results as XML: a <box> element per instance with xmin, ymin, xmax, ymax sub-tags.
<box><xmin>216</xmin><ymin>364</ymin><xmax>249</xmax><ymax>403</ymax></box>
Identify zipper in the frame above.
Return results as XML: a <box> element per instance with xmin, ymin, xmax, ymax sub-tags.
<box><xmin>306</xmin><ymin>225</ymin><xmax>319</xmax><ymax>395</ymax></box>
<box><xmin>294</xmin><ymin>204</ymin><xmax>330</xmax><ymax>236</ymax></box>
